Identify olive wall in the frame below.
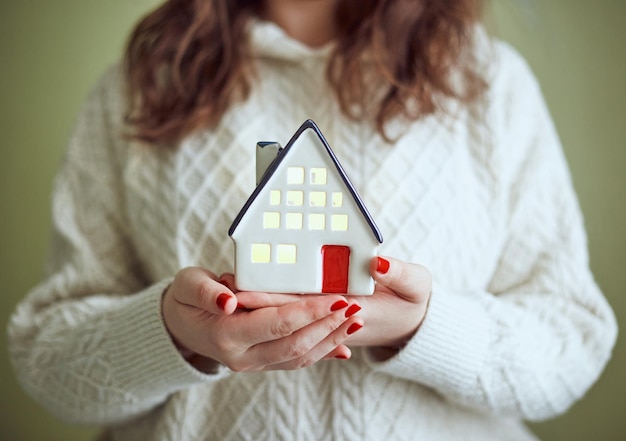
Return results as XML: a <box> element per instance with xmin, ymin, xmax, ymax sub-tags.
<box><xmin>485</xmin><ymin>2</ymin><xmax>625</xmax><ymax>439</ymax></box>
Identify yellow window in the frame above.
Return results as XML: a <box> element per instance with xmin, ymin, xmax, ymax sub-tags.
<box><xmin>269</xmin><ymin>190</ymin><xmax>281</xmax><ymax>206</ymax></box>
<box><xmin>308</xmin><ymin>213</ymin><xmax>326</xmax><ymax>230</ymax></box>
<box><xmin>331</xmin><ymin>214</ymin><xmax>349</xmax><ymax>231</ymax></box>
<box><xmin>277</xmin><ymin>244</ymin><xmax>297</xmax><ymax>264</ymax></box>
<box><xmin>287</xmin><ymin>167</ymin><xmax>305</xmax><ymax>184</ymax></box>
<box><xmin>251</xmin><ymin>244</ymin><xmax>271</xmax><ymax>263</ymax></box>
<box><xmin>286</xmin><ymin>212</ymin><xmax>303</xmax><ymax>229</ymax></box>
<box><xmin>310</xmin><ymin>168</ymin><xmax>327</xmax><ymax>185</ymax></box>
<box><xmin>309</xmin><ymin>191</ymin><xmax>326</xmax><ymax>207</ymax></box>
<box><xmin>263</xmin><ymin>212</ymin><xmax>280</xmax><ymax>229</ymax></box>
<box><xmin>332</xmin><ymin>192</ymin><xmax>343</xmax><ymax>207</ymax></box>
<box><xmin>286</xmin><ymin>191</ymin><xmax>304</xmax><ymax>206</ymax></box>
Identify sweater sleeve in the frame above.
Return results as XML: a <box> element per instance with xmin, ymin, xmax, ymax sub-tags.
<box><xmin>364</xmin><ymin>43</ymin><xmax>618</xmax><ymax>421</ymax></box>
<box><xmin>7</xmin><ymin>68</ymin><xmax>229</xmax><ymax>426</ymax></box>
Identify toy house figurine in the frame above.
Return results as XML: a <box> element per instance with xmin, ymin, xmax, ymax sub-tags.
<box><xmin>229</xmin><ymin>120</ymin><xmax>383</xmax><ymax>295</ymax></box>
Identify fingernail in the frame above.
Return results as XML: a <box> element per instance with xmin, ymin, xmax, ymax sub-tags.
<box><xmin>237</xmin><ymin>302</ymin><xmax>248</xmax><ymax>310</ymax></box>
<box><xmin>335</xmin><ymin>354</ymin><xmax>350</xmax><ymax>360</ymax></box>
<box><xmin>330</xmin><ymin>300</ymin><xmax>349</xmax><ymax>311</ymax></box>
<box><xmin>347</xmin><ymin>323</ymin><xmax>363</xmax><ymax>335</ymax></box>
<box><xmin>216</xmin><ymin>293</ymin><xmax>230</xmax><ymax>311</ymax></box>
<box><xmin>345</xmin><ymin>304</ymin><xmax>361</xmax><ymax>318</ymax></box>
<box><xmin>376</xmin><ymin>257</ymin><xmax>390</xmax><ymax>274</ymax></box>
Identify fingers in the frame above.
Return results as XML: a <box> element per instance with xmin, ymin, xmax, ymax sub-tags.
<box><xmin>370</xmin><ymin>256</ymin><xmax>432</xmax><ymax>303</ymax></box>
<box><xmin>211</xmin><ymin>293</ymin><xmax>364</xmax><ymax>372</ymax></box>
<box><xmin>171</xmin><ymin>267</ymin><xmax>237</xmax><ymax>315</ymax></box>
<box><xmin>235</xmin><ymin>291</ymin><xmax>309</xmax><ymax>310</ymax></box>
<box><xmin>249</xmin><ymin>313</ymin><xmax>363</xmax><ymax>371</ymax></box>
<box><xmin>218</xmin><ymin>272</ymin><xmax>237</xmax><ymax>293</ymax></box>
<box><xmin>323</xmin><ymin>345</ymin><xmax>352</xmax><ymax>361</ymax></box>
<box><xmin>235</xmin><ymin>295</ymin><xmax>357</xmax><ymax>346</ymax></box>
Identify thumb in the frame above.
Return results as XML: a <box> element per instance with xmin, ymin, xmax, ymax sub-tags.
<box><xmin>172</xmin><ymin>267</ymin><xmax>238</xmax><ymax>315</ymax></box>
<box><xmin>370</xmin><ymin>256</ymin><xmax>432</xmax><ymax>303</ymax></box>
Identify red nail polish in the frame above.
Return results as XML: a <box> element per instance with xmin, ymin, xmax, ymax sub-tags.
<box><xmin>347</xmin><ymin>323</ymin><xmax>363</xmax><ymax>335</ymax></box>
<box><xmin>345</xmin><ymin>304</ymin><xmax>361</xmax><ymax>318</ymax></box>
<box><xmin>216</xmin><ymin>293</ymin><xmax>230</xmax><ymax>310</ymax></box>
<box><xmin>331</xmin><ymin>300</ymin><xmax>349</xmax><ymax>311</ymax></box>
<box><xmin>335</xmin><ymin>354</ymin><xmax>350</xmax><ymax>360</ymax></box>
<box><xmin>237</xmin><ymin>302</ymin><xmax>247</xmax><ymax>310</ymax></box>
<box><xmin>376</xmin><ymin>257</ymin><xmax>390</xmax><ymax>274</ymax></box>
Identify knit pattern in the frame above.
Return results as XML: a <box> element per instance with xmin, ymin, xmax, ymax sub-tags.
<box><xmin>8</xmin><ymin>22</ymin><xmax>616</xmax><ymax>441</ymax></box>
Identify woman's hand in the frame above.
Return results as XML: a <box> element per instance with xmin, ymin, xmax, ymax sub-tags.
<box><xmin>162</xmin><ymin>267</ymin><xmax>363</xmax><ymax>372</ymax></box>
<box><xmin>235</xmin><ymin>256</ymin><xmax>432</xmax><ymax>360</ymax></box>
<box><xmin>345</xmin><ymin>256</ymin><xmax>432</xmax><ymax>351</ymax></box>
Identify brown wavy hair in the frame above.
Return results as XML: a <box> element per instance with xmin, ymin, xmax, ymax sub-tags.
<box><xmin>125</xmin><ymin>0</ymin><xmax>486</xmax><ymax>145</ymax></box>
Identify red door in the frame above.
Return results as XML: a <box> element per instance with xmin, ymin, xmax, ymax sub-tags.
<box><xmin>321</xmin><ymin>245</ymin><xmax>350</xmax><ymax>293</ymax></box>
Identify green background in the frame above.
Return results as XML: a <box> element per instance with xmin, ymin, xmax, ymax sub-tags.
<box><xmin>1</xmin><ymin>1</ymin><xmax>624</xmax><ymax>439</ymax></box>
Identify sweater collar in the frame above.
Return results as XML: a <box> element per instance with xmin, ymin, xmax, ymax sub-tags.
<box><xmin>247</xmin><ymin>20</ymin><xmax>334</xmax><ymax>62</ymax></box>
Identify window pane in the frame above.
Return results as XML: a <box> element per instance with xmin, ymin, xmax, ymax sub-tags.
<box><xmin>251</xmin><ymin>244</ymin><xmax>271</xmax><ymax>263</ymax></box>
<box><xmin>286</xmin><ymin>212</ymin><xmax>303</xmax><ymax>229</ymax></box>
<box><xmin>332</xmin><ymin>192</ymin><xmax>343</xmax><ymax>207</ymax></box>
<box><xmin>263</xmin><ymin>212</ymin><xmax>280</xmax><ymax>229</ymax></box>
<box><xmin>331</xmin><ymin>214</ymin><xmax>348</xmax><ymax>231</ymax></box>
<box><xmin>309</xmin><ymin>213</ymin><xmax>326</xmax><ymax>230</ymax></box>
<box><xmin>310</xmin><ymin>168</ymin><xmax>327</xmax><ymax>185</ymax></box>
<box><xmin>277</xmin><ymin>244</ymin><xmax>297</xmax><ymax>264</ymax></box>
<box><xmin>287</xmin><ymin>167</ymin><xmax>304</xmax><ymax>184</ymax></box>
<box><xmin>286</xmin><ymin>191</ymin><xmax>304</xmax><ymax>206</ymax></box>
<box><xmin>309</xmin><ymin>191</ymin><xmax>326</xmax><ymax>207</ymax></box>
<box><xmin>270</xmin><ymin>190</ymin><xmax>281</xmax><ymax>205</ymax></box>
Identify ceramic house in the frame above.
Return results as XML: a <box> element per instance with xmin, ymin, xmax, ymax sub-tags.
<box><xmin>229</xmin><ymin>120</ymin><xmax>383</xmax><ymax>295</ymax></box>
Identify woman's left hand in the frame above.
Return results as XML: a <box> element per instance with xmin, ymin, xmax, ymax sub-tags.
<box><xmin>345</xmin><ymin>256</ymin><xmax>431</xmax><ymax>349</ymax></box>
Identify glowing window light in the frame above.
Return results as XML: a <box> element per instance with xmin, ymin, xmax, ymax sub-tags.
<box><xmin>331</xmin><ymin>214</ymin><xmax>349</xmax><ymax>231</ymax></box>
<box><xmin>277</xmin><ymin>244</ymin><xmax>297</xmax><ymax>264</ymax></box>
<box><xmin>332</xmin><ymin>192</ymin><xmax>343</xmax><ymax>207</ymax></box>
<box><xmin>251</xmin><ymin>244</ymin><xmax>271</xmax><ymax>263</ymax></box>
<box><xmin>287</xmin><ymin>167</ymin><xmax>305</xmax><ymax>184</ymax></box>
<box><xmin>309</xmin><ymin>191</ymin><xmax>326</xmax><ymax>207</ymax></box>
<box><xmin>286</xmin><ymin>191</ymin><xmax>304</xmax><ymax>206</ymax></box>
<box><xmin>309</xmin><ymin>213</ymin><xmax>326</xmax><ymax>230</ymax></box>
<box><xmin>270</xmin><ymin>190</ymin><xmax>281</xmax><ymax>206</ymax></box>
<box><xmin>286</xmin><ymin>212</ymin><xmax>303</xmax><ymax>229</ymax></box>
<box><xmin>310</xmin><ymin>168</ymin><xmax>327</xmax><ymax>185</ymax></box>
<box><xmin>263</xmin><ymin>212</ymin><xmax>280</xmax><ymax>229</ymax></box>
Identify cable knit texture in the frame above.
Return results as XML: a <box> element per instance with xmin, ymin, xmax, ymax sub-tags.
<box><xmin>8</xmin><ymin>22</ymin><xmax>617</xmax><ymax>440</ymax></box>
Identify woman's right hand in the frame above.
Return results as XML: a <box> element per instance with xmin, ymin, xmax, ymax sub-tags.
<box><xmin>162</xmin><ymin>267</ymin><xmax>363</xmax><ymax>373</ymax></box>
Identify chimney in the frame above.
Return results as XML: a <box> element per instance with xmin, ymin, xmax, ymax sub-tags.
<box><xmin>256</xmin><ymin>141</ymin><xmax>282</xmax><ymax>185</ymax></box>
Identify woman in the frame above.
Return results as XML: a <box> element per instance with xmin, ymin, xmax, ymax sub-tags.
<box><xmin>8</xmin><ymin>0</ymin><xmax>617</xmax><ymax>439</ymax></box>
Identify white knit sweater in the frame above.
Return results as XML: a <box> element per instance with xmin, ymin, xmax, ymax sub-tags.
<box><xmin>8</xmin><ymin>22</ymin><xmax>617</xmax><ymax>441</ymax></box>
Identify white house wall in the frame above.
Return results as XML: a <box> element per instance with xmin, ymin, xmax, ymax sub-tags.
<box><xmin>232</xmin><ymin>128</ymin><xmax>379</xmax><ymax>295</ymax></box>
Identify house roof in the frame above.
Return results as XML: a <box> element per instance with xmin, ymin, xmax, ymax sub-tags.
<box><xmin>228</xmin><ymin>119</ymin><xmax>383</xmax><ymax>243</ymax></box>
